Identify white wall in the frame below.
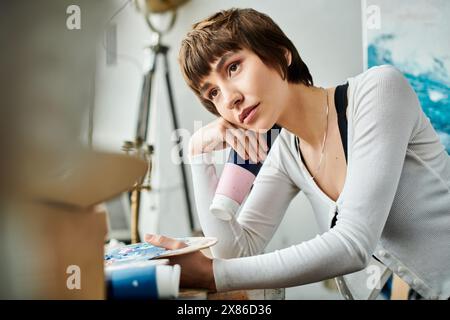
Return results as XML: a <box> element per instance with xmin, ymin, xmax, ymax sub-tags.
<box><xmin>93</xmin><ymin>0</ymin><xmax>363</xmax><ymax>299</ymax></box>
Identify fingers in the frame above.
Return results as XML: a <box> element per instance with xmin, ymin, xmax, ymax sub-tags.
<box><xmin>217</xmin><ymin>120</ymin><xmax>270</xmax><ymax>163</ymax></box>
<box><xmin>258</xmin><ymin>131</ymin><xmax>269</xmax><ymax>154</ymax></box>
<box><xmin>221</xmin><ymin>126</ymin><xmax>252</xmax><ymax>162</ymax></box>
<box><xmin>244</xmin><ymin>130</ymin><xmax>258</xmax><ymax>163</ymax></box>
<box><xmin>144</xmin><ymin>234</ymin><xmax>188</xmax><ymax>250</ymax></box>
<box><xmin>228</xmin><ymin>128</ymin><xmax>268</xmax><ymax>163</ymax></box>
<box><xmin>222</xmin><ymin>125</ymin><xmax>249</xmax><ymax>161</ymax></box>
<box><xmin>228</xmin><ymin>128</ymin><xmax>252</xmax><ymax>161</ymax></box>
<box><xmin>247</xmin><ymin>130</ymin><xmax>268</xmax><ymax>163</ymax></box>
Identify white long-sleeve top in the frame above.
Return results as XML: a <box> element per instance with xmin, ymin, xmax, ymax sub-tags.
<box><xmin>189</xmin><ymin>65</ymin><xmax>450</xmax><ymax>299</ymax></box>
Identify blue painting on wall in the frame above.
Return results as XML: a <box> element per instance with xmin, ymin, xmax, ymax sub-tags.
<box><xmin>363</xmin><ymin>0</ymin><xmax>450</xmax><ymax>153</ymax></box>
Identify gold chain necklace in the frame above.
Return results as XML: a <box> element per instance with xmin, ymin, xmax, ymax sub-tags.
<box><xmin>295</xmin><ymin>88</ymin><xmax>329</xmax><ymax>180</ymax></box>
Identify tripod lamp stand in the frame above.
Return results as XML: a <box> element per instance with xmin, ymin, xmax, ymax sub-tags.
<box><xmin>123</xmin><ymin>0</ymin><xmax>194</xmax><ymax>243</ymax></box>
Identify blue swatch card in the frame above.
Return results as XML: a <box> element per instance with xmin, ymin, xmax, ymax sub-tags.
<box><xmin>104</xmin><ymin>237</ymin><xmax>217</xmax><ymax>267</ymax></box>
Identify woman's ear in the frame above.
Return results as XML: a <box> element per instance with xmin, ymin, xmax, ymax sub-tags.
<box><xmin>284</xmin><ymin>48</ymin><xmax>292</xmax><ymax>67</ymax></box>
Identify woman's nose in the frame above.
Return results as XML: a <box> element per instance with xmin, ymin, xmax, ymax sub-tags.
<box><xmin>224</xmin><ymin>90</ymin><xmax>243</xmax><ymax>110</ymax></box>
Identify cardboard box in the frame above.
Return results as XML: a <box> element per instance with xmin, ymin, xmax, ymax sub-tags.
<box><xmin>1</xmin><ymin>151</ymin><xmax>147</xmax><ymax>299</ymax></box>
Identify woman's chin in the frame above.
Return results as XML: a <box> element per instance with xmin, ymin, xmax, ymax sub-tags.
<box><xmin>248</xmin><ymin>118</ymin><xmax>276</xmax><ymax>133</ymax></box>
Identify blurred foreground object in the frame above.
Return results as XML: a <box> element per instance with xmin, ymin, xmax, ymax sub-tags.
<box><xmin>0</xmin><ymin>0</ymin><xmax>149</xmax><ymax>299</ymax></box>
<box><xmin>3</xmin><ymin>202</ymin><xmax>108</xmax><ymax>299</ymax></box>
<box><xmin>1</xmin><ymin>151</ymin><xmax>147</xmax><ymax>299</ymax></box>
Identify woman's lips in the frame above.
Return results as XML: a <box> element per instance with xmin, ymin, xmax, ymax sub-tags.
<box><xmin>243</xmin><ymin>103</ymin><xmax>259</xmax><ymax>124</ymax></box>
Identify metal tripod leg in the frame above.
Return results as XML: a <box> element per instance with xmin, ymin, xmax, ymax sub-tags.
<box><xmin>130</xmin><ymin>43</ymin><xmax>196</xmax><ymax>243</ymax></box>
<box><xmin>161</xmin><ymin>46</ymin><xmax>196</xmax><ymax>233</ymax></box>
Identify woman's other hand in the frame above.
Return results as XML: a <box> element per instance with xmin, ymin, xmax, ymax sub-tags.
<box><xmin>144</xmin><ymin>234</ymin><xmax>217</xmax><ymax>292</ymax></box>
<box><xmin>188</xmin><ymin>117</ymin><xmax>268</xmax><ymax>163</ymax></box>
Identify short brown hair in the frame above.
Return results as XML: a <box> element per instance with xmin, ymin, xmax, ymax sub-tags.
<box><xmin>178</xmin><ymin>8</ymin><xmax>314</xmax><ymax>116</ymax></box>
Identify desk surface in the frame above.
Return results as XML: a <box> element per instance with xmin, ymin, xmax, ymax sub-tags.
<box><xmin>178</xmin><ymin>288</ymin><xmax>285</xmax><ymax>300</ymax></box>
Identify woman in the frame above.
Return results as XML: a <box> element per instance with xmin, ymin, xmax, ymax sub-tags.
<box><xmin>145</xmin><ymin>8</ymin><xmax>450</xmax><ymax>299</ymax></box>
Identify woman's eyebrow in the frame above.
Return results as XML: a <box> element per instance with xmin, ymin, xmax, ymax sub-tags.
<box><xmin>215</xmin><ymin>52</ymin><xmax>235</xmax><ymax>73</ymax></box>
<box><xmin>199</xmin><ymin>52</ymin><xmax>236</xmax><ymax>97</ymax></box>
<box><xmin>199</xmin><ymin>82</ymin><xmax>211</xmax><ymax>97</ymax></box>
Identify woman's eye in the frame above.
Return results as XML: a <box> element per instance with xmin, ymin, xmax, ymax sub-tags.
<box><xmin>228</xmin><ymin>62</ymin><xmax>239</xmax><ymax>75</ymax></box>
<box><xmin>208</xmin><ymin>88</ymin><xmax>218</xmax><ymax>100</ymax></box>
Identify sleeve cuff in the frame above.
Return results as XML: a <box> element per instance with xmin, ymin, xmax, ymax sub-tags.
<box><xmin>189</xmin><ymin>152</ymin><xmax>214</xmax><ymax>165</ymax></box>
<box><xmin>212</xmin><ymin>257</ymin><xmax>239</xmax><ymax>292</ymax></box>
<box><xmin>212</xmin><ymin>258</ymin><xmax>227</xmax><ymax>292</ymax></box>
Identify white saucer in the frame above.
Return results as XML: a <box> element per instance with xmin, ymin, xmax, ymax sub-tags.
<box><xmin>156</xmin><ymin>237</ymin><xmax>218</xmax><ymax>258</ymax></box>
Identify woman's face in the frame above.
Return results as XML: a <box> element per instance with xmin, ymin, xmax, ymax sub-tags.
<box><xmin>199</xmin><ymin>48</ymin><xmax>290</xmax><ymax>131</ymax></box>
